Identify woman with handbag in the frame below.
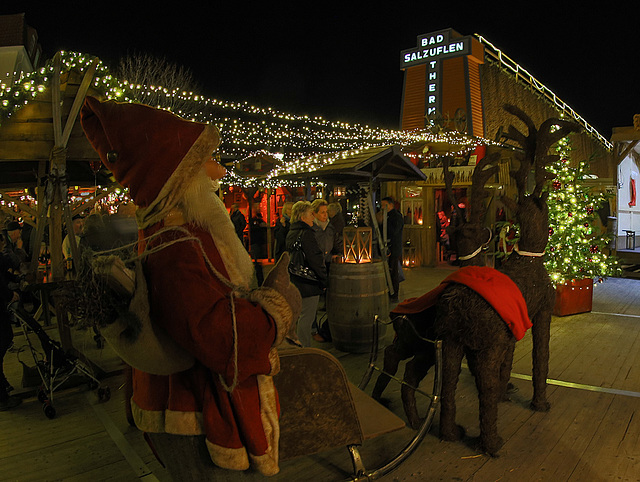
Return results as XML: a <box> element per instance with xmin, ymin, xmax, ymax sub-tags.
<box><xmin>286</xmin><ymin>201</ymin><xmax>327</xmax><ymax>346</ymax></box>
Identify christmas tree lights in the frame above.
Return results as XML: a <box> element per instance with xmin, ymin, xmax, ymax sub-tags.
<box><xmin>544</xmin><ymin>135</ymin><xmax>621</xmax><ymax>286</ymax></box>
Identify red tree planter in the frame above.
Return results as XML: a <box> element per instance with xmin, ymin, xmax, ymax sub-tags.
<box><xmin>553</xmin><ymin>278</ymin><xmax>593</xmax><ymax>316</ymax></box>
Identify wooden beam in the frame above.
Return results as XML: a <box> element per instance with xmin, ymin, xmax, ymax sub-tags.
<box><xmin>51</xmin><ymin>52</ymin><xmax>63</xmax><ymax>147</ymax></box>
<box><xmin>0</xmin><ymin>190</ymin><xmax>37</xmax><ymax>217</ymax></box>
<box><xmin>615</xmin><ymin>140</ymin><xmax>639</xmax><ymax>165</ymax></box>
<box><xmin>60</xmin><ymin>58</ymin><xmax>98</xmax><ymax>147</ymax></box>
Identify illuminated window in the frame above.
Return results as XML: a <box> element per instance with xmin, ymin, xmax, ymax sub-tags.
<box><xmin>401</xmin><ymin>186</ymin><xmax>423</xmax><ymax>225</ymax></box>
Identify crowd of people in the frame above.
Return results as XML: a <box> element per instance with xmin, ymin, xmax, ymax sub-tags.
<box><xmin>230</xmin><ymin>196</ymin><xmax>404</xmax><ymax>347</ymax></box>
<box><xmin>0</xmin><ymin>202</ymin><xmax>139</xmax><ymax>411</ymax></box>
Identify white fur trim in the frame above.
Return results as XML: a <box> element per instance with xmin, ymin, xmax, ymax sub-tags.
<box><xmin>179</xmin><ymin>170</ymin><xmax>255</xmax><ymax>288</ymax></box>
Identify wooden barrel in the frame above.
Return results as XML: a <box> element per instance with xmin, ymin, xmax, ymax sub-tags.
<box><xmin>327</xmin><ymin>261</ymin><xmax>389</xmax><ymax>353</ymax></box>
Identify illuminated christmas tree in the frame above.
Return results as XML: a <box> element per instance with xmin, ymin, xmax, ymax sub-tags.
<box><xmin>544</xmin><ymin>136</ymin><xmax>621</xmax><ymax>285</ymax></box>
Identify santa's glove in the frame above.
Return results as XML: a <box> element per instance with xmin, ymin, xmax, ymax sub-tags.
<box><xmin>246</xmin><ymin>252</ymin><xmax>302</xmax><ymax>350</ymax></box>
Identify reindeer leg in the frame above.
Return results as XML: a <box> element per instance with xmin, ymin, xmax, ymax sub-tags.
<box><xmin>401</xmin><ymin>349</ymin><xmax>434</xmax><ymax>429</ymax></box>
<box><xmin>499</xmin><ymin>340</ymin><xmax>516</xmax><ymax>402</ymax></box>
<box><xmin>372</xmin><ymin>343</ymin><xmax>404</xmax><ymax>401</ymax></box>
<box><xmin>439</xmin><ymin>339</ymin><xmax>465</xmax><ymax>442</ymax></box>
<box><xmin>531</xmin><ymin>311</ymin><xmax>551</xmax><ymax>411</ymax></box>
<box><xmin>473</xmin><ymin>345</ymin><xmax>506</xmax><ymax>456</ymax></box>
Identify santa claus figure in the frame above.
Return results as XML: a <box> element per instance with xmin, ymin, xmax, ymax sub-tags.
<box><xmin>80</xmin><ymin>96</ymin><xmax>300</xmax><ymax>477</ymax></box>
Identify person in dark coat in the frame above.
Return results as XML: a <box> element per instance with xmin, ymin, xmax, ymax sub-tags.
<box><xmin>229</xmin><ymin>203</ymin><xmax>247</xmax><ymax>243</ymax></box>
<box><xmin>273</xmin><ymin>202</ymin><xmax>292</xmax><ymax>261</ymax></box>
<box><xmin>286</xmin><ymin>201</ymin><xmax>327</xmax><ymax>346</ymax></box>
<box><xmin>249</xmin><ymin>210</ymin><xmax>267</xmax><ymax>284</ymax></box>
<box><xmin>2</xmin><ymin>221</ymin><xmax>27</xmax><ymax>272</ymax></box>
<box><xmin>381</xmin><ymin>197</ymin><xmax>404</xmax><ymax>302</ymax></box>
<box><xmin>328</xmin><ymin>202</ymin><xmax>346</xmax><ymax>249</ymax></box>
<box><xmin>311</xmin><ymin>199</ymin><xmax>340</xmax><ymax>269</ymax></box>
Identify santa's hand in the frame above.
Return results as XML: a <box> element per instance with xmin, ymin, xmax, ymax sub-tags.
<box><xmin>246</xmin><ymin>252</ymin><xmax>301</xmax><ymax>348</ymax></box>
<box><xmin>261</xmin><ymin>253</ymin><xmax>302</xmax><ymax>343</ymax></box>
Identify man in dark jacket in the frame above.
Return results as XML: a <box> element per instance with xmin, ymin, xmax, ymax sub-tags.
<box><xmin>3</xmin><ymin>221</ymin><xmax>27</xmax><ymax>272</ymax></box>
<box><xmin>273</xmin><ymin>202</ymin><xmax>292</xmax><ymax>261</ymax></box>
<box><xmin>229</xmin><ymin>204</ymin><xmax>247</xmax><ymax>243</ymax></box>
<box><xmin>381</xmin><ymin>197</ymin><xmax>404</xmax><ymax>302</ymax></box>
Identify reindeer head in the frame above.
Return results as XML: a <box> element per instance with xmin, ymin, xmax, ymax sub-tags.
<box><xmin>500</xmin><ymin>105</ymin><xmax>580</xmax><ymax>254</ymax></box>
<box><xmin>443</xmin><ymin>152</ymin><xmax>499</xmax><ymax>266</ymax></box>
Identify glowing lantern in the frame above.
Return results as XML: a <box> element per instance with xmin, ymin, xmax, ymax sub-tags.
<box><xmin>403</xmin><ymin>241</ymin><xmax>417</xmax><ymax>267</ymax></box>
<box><xmin>342</xmin><ymin>227</ymin><xmax>372</xmax><ymax>263</ymax></box>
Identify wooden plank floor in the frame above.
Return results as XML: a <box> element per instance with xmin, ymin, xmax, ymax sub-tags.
<box><xmin>1</xmin><ymin>269</ymin><xmax>639</xmax><ymax>481</ymax></box>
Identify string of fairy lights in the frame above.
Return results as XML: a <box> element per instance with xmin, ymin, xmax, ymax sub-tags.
<box><xmin>543</xmin><ymin>135</ymin><xmax>621</xmax><ymax>286</ymax></box>
<box><xmin>1</xmin><ymin>51</ymin><xmax>622</xmax><ymax>287</ymax></box>
<box><xmin>0</xmin><ymin>50</ymin><xmax>496</xmax><ymax>192</ymax></box>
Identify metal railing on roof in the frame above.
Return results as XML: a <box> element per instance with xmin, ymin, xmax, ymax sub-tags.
<box><xmin>475</xmin><ymin>34</ymin><xmax>612</xmax><ymax>151</ymax></box>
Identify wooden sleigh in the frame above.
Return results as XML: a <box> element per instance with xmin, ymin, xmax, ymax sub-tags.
<box><xmin>274</xmin><ymin>317</ymin><xmax>442</xmax><ymax>480</ymax></box>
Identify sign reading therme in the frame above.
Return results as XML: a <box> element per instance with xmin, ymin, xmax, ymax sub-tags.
<box><xmin>400</xmin><ymin>28</ymin><xmax>475</xmax><ymax>117</ymax></box>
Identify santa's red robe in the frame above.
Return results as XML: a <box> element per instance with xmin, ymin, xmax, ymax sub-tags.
<box><xmin>130</xmin><ymin>221</ymin><xmax>281</xmax><ymax>474</ymax></box>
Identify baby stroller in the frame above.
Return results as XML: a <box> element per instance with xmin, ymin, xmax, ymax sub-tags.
<box><xmin>10</xmin><ymin>304</ymin><xmax>110</xmax><ymax>419</ymax></box>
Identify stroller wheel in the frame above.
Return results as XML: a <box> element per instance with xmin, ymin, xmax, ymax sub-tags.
<box><xmin>37</xmin><ymin>389</ymin><xmax>47</xmax><ymax>403</ymax></box>
<box><xmin>43</xmin><ymin>402</ymin><xmax>56</xmax><ymax>419</ymax></box>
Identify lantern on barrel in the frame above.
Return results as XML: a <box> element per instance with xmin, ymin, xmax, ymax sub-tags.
<box><xmin>342</xmin><ymin>227</ymin><xmax>372</xmax><ymax>263</ymax></box>
<box><xmin>328</xmin><ymin>226</ymin><xmax>388</xmax><ymax>353</ymax></box>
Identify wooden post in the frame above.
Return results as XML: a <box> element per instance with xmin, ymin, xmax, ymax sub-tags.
<box><xmin>46</xmin><ymin>54</ymin><xmax>98</xmax><ymax>350</ymax></box>
<box><xmin>366</xmin><ymin>192</ymin><xmax>394</xmax><ymax>296</ymax></box>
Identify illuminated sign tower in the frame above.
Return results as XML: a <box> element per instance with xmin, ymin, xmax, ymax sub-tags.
<box><xmin>400</xmin><ymin>28</ymin><xmax>484</xmax><ymax>137</ymax></box>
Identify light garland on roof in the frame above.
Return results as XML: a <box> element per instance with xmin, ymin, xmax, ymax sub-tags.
<box><xmin>1</xmin><ymin>50</ymin><xmax>498</xmax><ymax>189</ymax></box>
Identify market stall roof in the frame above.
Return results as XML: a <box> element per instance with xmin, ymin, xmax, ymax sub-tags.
<box><xmin>0</xmin><ymin>66</ymin><xmax>109</xmax><ymax>189</ymax></box>
<box><xmin>611</xmin><ymin>125</ymin><xmax>640</xmax><ymax>143</ymax></box>
<box><xmin>269</xmin><ymin>145</ymin><xmax>426</xmax><ymax>183</ymax></box>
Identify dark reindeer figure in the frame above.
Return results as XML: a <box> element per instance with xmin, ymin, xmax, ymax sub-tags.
<box><xmin>435</xmin><ymin>105</ymin><xmax>579</xmax><ymax>455</ymax></box>
<box><xmin>371</xmin><ymin>153</ymin><xmax>499</xmax><ymax>429</ymax></box>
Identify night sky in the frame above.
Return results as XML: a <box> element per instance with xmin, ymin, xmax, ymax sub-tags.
<box><xmin>2</xmin><ymin>2</ymin><xmax>637</xmax><ymax>138</ymax></box>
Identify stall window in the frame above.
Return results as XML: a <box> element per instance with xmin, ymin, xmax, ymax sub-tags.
<box><xmin>401</xmin><ymin>186</ymin><xmax>423</xmax><ymax>225</ymax></box>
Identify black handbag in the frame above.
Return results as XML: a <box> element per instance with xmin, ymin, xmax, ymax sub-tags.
<box><xmin>288</xmin><ymin>235</ymin><xmax>319</xmax><ymax>282</ymax></box>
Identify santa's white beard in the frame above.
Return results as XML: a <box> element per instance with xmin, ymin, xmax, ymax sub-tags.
<box><xmin>178</xmin><ymin>170</ymin><xmax>255</xmax><ymax>288</ymax></box>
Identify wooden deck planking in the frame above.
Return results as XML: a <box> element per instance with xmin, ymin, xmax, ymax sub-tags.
<box><xmin>567</xmin><ymin>394</ymin><xmax>640</xmax><ymax>481</ymax></box>
<box><xmin>1</xmin><ymin>432</ymin><xmax>136</xmax><ymax>481</ymax></box>
<box><xmin>592</xmin><ymin>277</ymin><xmax>640</xmax><ymax>316</ymax></box>
<box><xmin>2</xmin><ymin>269</ymin><xmax>640</xmax><ymax>481</ymax></box>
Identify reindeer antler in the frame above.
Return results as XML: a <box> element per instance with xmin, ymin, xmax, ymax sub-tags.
<box><xmin>532</xmin><ymin>118</ymin><xmax>581</xmax><ymax>199</ymax></box>
<box><xmin>502</xmin><ymin>104</ymin><xmax>538</xmax><ymax>203</ymax></box>
<box><xmin>469</xmin><ymin>152</ymin><xmax>500</xmax><ymax>225</ymax></box>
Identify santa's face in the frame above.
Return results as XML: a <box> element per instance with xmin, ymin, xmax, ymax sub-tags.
<box><xmin>204</xmin><ymin>157</ymin><xmax>226</xmax><ymax>180</ymax></box>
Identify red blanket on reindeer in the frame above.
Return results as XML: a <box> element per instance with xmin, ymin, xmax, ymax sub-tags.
<box><xmin>392</xmin><ymin>266</ymin><xmax>531</xmax><ymax>341</ymax></box>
